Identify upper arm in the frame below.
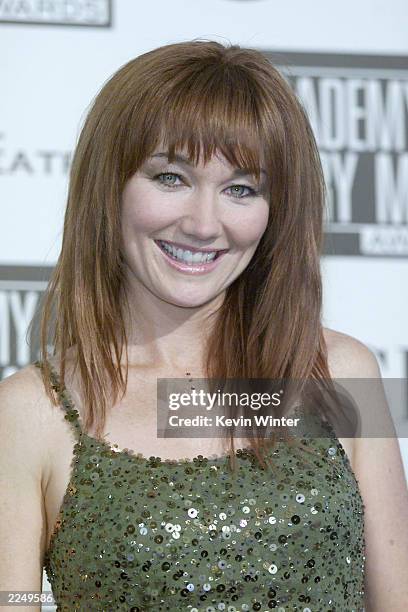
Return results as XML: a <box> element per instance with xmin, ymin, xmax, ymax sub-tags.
<box><xmin>0</xmin><ymin>366</ymin><xmax>50</xmax><ymax>611</ymax></box>
<box><xmin>326</xmin><ymin>329</ymin><xmax>408</xmax><ymax>611</ymax></box>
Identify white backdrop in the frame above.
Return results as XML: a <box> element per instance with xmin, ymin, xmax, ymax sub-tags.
<box><xmin>1</xmin><ymin>0</ymin><xmax>407</xmax><ymax>605</ymax></box>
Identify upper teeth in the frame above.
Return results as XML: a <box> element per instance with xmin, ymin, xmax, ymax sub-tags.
<box><xmin>159</xmin><ymin>240</ymin><xmax>218</xmax><ymax>263</ymax></box>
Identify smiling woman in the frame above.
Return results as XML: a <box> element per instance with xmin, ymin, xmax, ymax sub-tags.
<box><xmin>1</xmin><ymin>38</ymin><xmax>407</xmax><ymax>612</ymax></box>
<box><xmin>120</xmin><ymin>146</ymin><xmax>270</xmax><ymax>301</ymax></box>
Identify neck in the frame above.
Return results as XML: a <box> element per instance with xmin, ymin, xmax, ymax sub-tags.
<box><xmin>115</xmin><ymin>279</ymin><xmax>225</xmax><ymax>371</ymax></box>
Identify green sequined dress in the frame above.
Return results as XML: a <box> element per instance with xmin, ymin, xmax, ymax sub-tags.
<box><xmin>35</xmin><ymin>360</ymin><xmax>366</xmax><ymax>612</ymax></box>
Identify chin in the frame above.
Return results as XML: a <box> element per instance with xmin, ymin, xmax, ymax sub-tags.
<box><xmin>161</xmin><ymin>291</ymin><xmax>220</xmax><ymax>309</ymax></box>
<box><xmin>167</xmin><ymin>297</ymin><xmax>212</xmax><ymax>308</ymax></box>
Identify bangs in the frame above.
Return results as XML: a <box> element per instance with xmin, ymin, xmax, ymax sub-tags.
<box><xmin>132</xmin><ymin>62</ymin><xmax>275</xmax><ymax>185</ymax></box>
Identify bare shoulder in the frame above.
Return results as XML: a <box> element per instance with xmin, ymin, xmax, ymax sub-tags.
<box><xmin>0</xmin><ymin>362</ymin><xmax>55</xmax><ymax>417</ymax></box>
<box><xmin>0</xmin><ymin>364</ymin><xmax>60</xmax><ymax>480</ymax></box>
<box><xmin>323</xmin><ymin>327</ymin><xmax>381</xmax><ymax>379</ymax></box>
<box><xmin>0</xmin><ymin>363</ymin><xmax>48</xmax><ymax>425</ymax></box>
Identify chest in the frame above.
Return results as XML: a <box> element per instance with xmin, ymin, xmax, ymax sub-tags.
<box><xmin>43</xmin><ymin>434</ymin><xmax>365</xmax><ymax>610</ymax></box>
<box><xmin>44</xmin><ymin>429</ymin><xmax>355</xmax><ymax>563</ymax></box>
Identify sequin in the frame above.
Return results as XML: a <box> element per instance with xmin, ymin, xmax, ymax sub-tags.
<box><xmin>36</xmin><ymin>360</ymin><xmax>366</xmax><ymax>611</ymax></box>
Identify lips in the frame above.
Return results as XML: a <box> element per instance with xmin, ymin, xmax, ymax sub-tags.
<box><xmin>154</xmin><ymin>239</ymin><xmax>228</xmax><ymax>275</ymax></box>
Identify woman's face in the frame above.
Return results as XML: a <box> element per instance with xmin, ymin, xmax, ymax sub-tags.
<box><xmin>120</xmin><ymin>146</ymin><xmax>270</xmax><ymax>308</ymax></box>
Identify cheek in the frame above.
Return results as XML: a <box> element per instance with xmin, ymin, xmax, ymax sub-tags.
<box><xmin>121</xmin><ymin>181</ymin><xmax>176</xmax><ymax>234</ymax></box>
<box><xmin>228</xmin><ymin>204</ymin><xmax>269</xmax><ymax>247</ymax></box>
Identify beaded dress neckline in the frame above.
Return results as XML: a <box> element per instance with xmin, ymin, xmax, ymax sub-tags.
<box><xmin>38</xmin><ymin>358</ymin><xmax>257</xmax><ymax>464</ymax></box>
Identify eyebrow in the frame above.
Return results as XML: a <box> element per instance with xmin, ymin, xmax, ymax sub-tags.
<box><xmin>150</xmin><ymin>152</ymin><xmax>267</xmax><ymax>178</ymax></box>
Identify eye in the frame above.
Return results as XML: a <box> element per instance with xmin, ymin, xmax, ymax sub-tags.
<box><xmin>153</xmin><ymin>172</ymin><xmax>184</xmax><ymax>188</ymax></box>
<box><xmin>226</xmin><ymin>184</ymin><xmax>259</xmax><ymax>199</ymax></box>
<box><xmin>153</xmin><ymin>172</ymin><xmax>259</xmax><ymax>200</ymax></box>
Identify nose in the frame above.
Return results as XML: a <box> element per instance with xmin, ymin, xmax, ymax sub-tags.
<box><xmin>179</xmin><ymin>189</ymin><xmax>223</xmax><ymax>242</ymax></box>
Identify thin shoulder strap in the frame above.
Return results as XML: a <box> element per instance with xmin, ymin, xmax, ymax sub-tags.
<box><xmin>34</xmin><ymin>359</ymin><xmax>83</xmax><ymax>441</ymax></box>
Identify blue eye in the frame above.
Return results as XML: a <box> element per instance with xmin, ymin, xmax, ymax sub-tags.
<box><xmin>226</xmin><ymin>185</ymin><xmax>258</xmax><ymax>199</ymax></box>
<box><xmin>154</xmin><ymin>172</ymin><xmax>183</xmax><ymax>187</ymax></box>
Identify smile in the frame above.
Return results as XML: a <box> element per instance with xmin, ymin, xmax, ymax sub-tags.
<box><xmin>154</xmin><ymin>240</ymin><xmax>229</xmax><ymax>275</ymax></box>
<box><xmin>157</xmin><ymin>240</ymin><xmax>221</xmax><ymax>263</ymax></box>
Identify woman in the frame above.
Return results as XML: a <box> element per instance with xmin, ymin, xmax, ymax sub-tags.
<box><xmin>1</xmin><ymin>40</ymin><xmax>407</xmax><ymax>611</ymax></box>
